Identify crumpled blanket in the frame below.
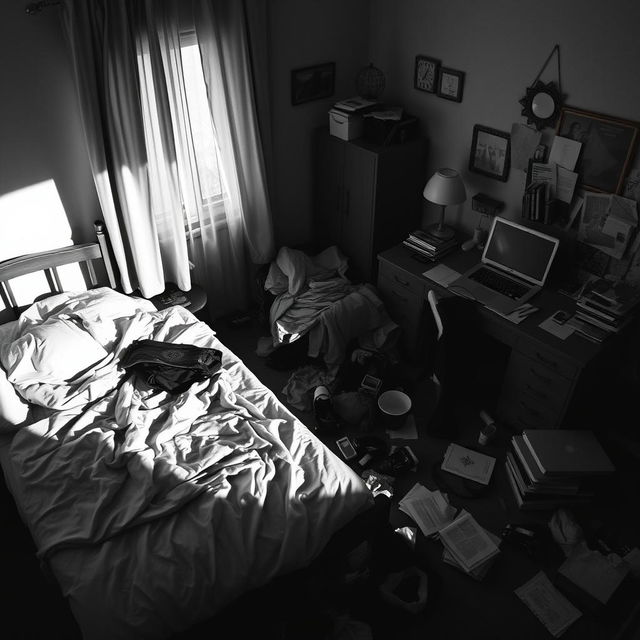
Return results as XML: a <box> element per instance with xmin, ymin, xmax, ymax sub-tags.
<box><xmin>265</xmin><ymin>246</ymin><xmax>398</xmax><ymax>367</ymax></box>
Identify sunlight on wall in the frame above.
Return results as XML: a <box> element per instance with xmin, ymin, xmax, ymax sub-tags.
<box><xmin>0</xmin><ymin>180</ymin><xmax>87</xmax><ymax>311</ymax></box>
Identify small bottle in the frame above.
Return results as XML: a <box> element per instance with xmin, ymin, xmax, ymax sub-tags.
<box><xmin>478</xmin><ymin>410</ymin><xmax>497</xmax><ymax>446</ymax></box>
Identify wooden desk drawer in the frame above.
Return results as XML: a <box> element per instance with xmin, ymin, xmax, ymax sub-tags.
<box><xmin>504</xmin><ymin>352</ymin><xmax>574</xmax><ymax>414</ymax></box>
<box><xmin>516</xmin><ymin>340</ymin><xmax>579</xmax><ymax>381</ymax></box>
<box><xmin>377</xmin><ymin>274</ymin><xmax>423</xmax><ymax>351</ymax></box>
<box><xmin>377</xmin><ymin>260</ymin><xmax>424</xmax><ymax>297</ymax></box>
<box><xmin>499</xmin><ymin>391</ymin><xmax>564</xmax><ymax>429</ymax></box>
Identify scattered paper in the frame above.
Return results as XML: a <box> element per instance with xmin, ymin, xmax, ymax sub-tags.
<box><xmin>387</xmin><ymin>413</ymin><xmax>418</xmax><ymax>440</ymax></box>
<box><xmin>556</xmin><ymin>166</ymin><xmax>579</xmax><ymax>204</ymax></box>
<box><xmin>511</xmin><ymin>123</ymin><xmax>542</xmax><ymax>171</ymax></box>
<box><xmin>579</xmin><ymin>193</ymin><xmax>638</xmax><ymax>260</ymax></box>
<box><xmin>491</xmin><ymin>302</ymin><xmax>538</xmax><ymax>324</ymax></box>
<box><xmin>558</xmin><ymin>541</ymin><xmax>629</xmax><ymax>604</ymax></box>
<box><xmin>515</xmin><ymin>571</ymin><xmax>582</xmax><ymax>637</ymax></box>
<box><xmin>398</xmin><ymin>483</ymin><xmax>457</xmax><ymax>537</ymax></box>
<box><xmin>539</xmin><ymin>313</ymin><xmax>576</xmax><ymax>340</ymax></box>
<box><xmin>438</xmin><ymin>511</ymin><xmax>500</xmax><ymax>572</ymax></box>
<box><xmin>423</xmin><ymin>264</ymin><xmax>461</xmax><ymax>288</ymax></box>
<box><xmin>441</xmin><ymin>509</ymin><xmax>501</xmax><ymax>580</ymax></box>
<box><xmin>549</xmin><ymin>135</ymin><xmax>582</xmax><ymax>171</ymax></box>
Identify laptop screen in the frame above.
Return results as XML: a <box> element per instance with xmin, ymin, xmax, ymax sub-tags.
<box><xmin>482</xmin><ymin>218</ymin><xmax>559</xmax><ymax>286</ymax></box>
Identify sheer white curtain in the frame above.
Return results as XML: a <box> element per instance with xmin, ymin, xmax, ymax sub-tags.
<box><xmin>61</xmin><ymin>0</ymin><xmax>275</xmax><ymax>313</ymax></box>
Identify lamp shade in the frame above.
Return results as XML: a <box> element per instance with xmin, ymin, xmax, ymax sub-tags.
<box><xmin>423</xmin><ymin>168</ymin><xmax>466</xmax><ymax>206</ymax></box>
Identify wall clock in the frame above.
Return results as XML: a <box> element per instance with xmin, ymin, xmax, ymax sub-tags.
<box><xmin>519</xmin><ymin>80</ymin><xmax>563</xmax><ymax>131</ymax></box>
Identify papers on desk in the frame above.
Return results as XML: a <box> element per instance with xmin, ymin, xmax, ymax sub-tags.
<box><xmin>539</xmin><ymin>312</ymin><xmax>576</xmax><ymax>340</ymax></box>
<box><xmin>441</xmin><ymin>443</ymin><xmax>496</xmax><ymax>485</ymax></box>
<box><xmin>422</xmin><ymin>264</ymin><xmax>461</xmax><ymax>288</ymax></box>
<box><xmin>491</xmin><ymin>302</ymin><xmax>538</xmax><ymax>324</ymax></box>
<box><xmin>515</xmin><ymin>571</ymin><xmax>582</xmax><ymax>637</ymax></box>
<box><xmin>398</xmin><ymin>483</ymin><xmax>457</xmax><ymax>537</ymax></box>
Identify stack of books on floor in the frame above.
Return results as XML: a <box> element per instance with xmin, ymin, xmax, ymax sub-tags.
<box><xmin>569</xmin><ymin>277</ymin><xmax>640</xmax><ymax>342</ymax></box>
<box><xmin>439</xmin><ymin>510</ymin><xmax>501</xmax><ymax>580</ymax></box>
<box><xmin>505</xmin><ymin>429</ymin><xmax>615</xmax><ymax>511</ymax></box>
<box><xmin>403</xmin><ymin>229</ymin><xmax>459</xmax><ymax>261</ymax></box>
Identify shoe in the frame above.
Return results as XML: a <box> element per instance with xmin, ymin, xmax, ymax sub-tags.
<box><xmin>313</xmin><ymin>386</ymin><xmax>341</xmax><ymax>433</ymax></box>
<box><xmin>371</xmin><ymin>446</ymin><xmax>418</xmax><ymax>476</ymax></box>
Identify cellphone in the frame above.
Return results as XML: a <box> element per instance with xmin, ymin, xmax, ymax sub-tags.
<box><xmin>552</xmin><ymin>310</ymin><xmax>570</xmax><ymax>325</ymax></box>
<box><xmin>336</xmin><ymin>437</ymin><xmax>357</xmax><ymax>461</ymax></box>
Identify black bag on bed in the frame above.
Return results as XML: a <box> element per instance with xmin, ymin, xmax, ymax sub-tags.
<box><xmin>119</xmin><ymin>339</ymin><xmax>222</xmax><ymax>394</ymax></box>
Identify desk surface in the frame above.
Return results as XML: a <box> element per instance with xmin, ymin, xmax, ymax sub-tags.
<box><xmin>378</xmin><ymin>243</ymin><xmax>617</xmax><ymax>371</ymax></box>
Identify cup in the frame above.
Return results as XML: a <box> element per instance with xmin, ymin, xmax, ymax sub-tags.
<box><xmin>377</xmin><ymin>389</ymin><xmax>412</xmax><ymax>430</ymax></box>
<box><xmin>478</xmin><ymin>422</ymin><xmax>497</xmax><ymax>446</ymax></box>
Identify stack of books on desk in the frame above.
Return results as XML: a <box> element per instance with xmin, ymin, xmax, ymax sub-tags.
<box><xmin>570</xmin><ymin>278</ymin><xmax>640</xmax><ymax>342</ymax></box>
<box><xmin>403</xmin><ymin>229</ymin><xmax>459</xmax><ymax>261</ymax></box>
<box><xmin>505</xmin><ymin>430</ymin><xmax>615</xmax><ymax>511</ymax></box>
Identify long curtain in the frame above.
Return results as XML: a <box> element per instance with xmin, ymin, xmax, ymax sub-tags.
<box><xmin>60</xmin><ymin>0</ymin><xmax>275</xmax><ymax>313</ymax></box>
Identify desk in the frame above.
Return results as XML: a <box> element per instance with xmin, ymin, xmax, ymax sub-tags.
<box><xmin>377</xmin><ymin>244</ymin><xmax>632</xmax><ymax>430</ymax></box>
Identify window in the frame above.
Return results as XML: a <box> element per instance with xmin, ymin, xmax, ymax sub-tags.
<box><xmin>178</xmin><ymin>32</ymin><xmax>226</xmax><ymax>232</ymax></box>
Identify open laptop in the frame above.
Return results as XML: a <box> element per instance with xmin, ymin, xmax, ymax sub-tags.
<box><xmin>449</xmin><ymin>217</ymin><xmax>560</xmax><ymax>315</ymax></box>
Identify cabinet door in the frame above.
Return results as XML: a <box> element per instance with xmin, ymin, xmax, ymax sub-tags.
<box><xmin>314</xmin><ymin>132</ymin><xmax>345</xmax><ymax>249</ymax></box>
<box><xmin>342</xmin><ymin>144</ymin><xmax>376</xmax><ymax>280</ymax></box>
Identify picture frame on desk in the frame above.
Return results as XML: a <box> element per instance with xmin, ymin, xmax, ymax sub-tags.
<box><xmin>556</xmin><ymin>106</ymin><xmax>639</xmax><ymax>195</ymax></box>
<box><xmin>469</xmin><ymin>125</ymin><xmax>510</xmax><ymax>181</ymax></box>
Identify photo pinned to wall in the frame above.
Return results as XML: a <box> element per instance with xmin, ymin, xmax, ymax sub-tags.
<box><xmin>437</xmin><ymin>67</ymin><xmax>465</xmax><ymax>102</ymax></box>
<box><xmin>556</xmin><ymin>107</ymin><xmax>640</xmax><ymax>194</ymax></box>
<box><xmin>291</xmin><ymin>62</ymin><xmax>335</xmax><ymax>106</ymax></box>
<box><xmin>414</xmin><ymin>55</ymin><xmax>440</xmax><ymax>93</ymax></box>
<box><xmin>469</xmin><ymin>125</ymin><xmax>511</xmax><ymax>181</ymax></box>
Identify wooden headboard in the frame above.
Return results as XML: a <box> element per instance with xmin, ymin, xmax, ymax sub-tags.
<box><xmin>0</xmin><ymin>221</ymin><xmax>117</xmax><ymax>319</ymax></box>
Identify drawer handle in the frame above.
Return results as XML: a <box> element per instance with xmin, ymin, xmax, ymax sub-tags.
<box><xmin>519</xmin><ymin>400</ymin><xmax>541</xmax><ymax>417</ymax></box>
<box><xmin>535</xmin><ymin>351</ymin><xmax>558</xmax><ymax>369</ymax></box>
<box><xmin>530</xmin><ymin>368</ymin><xmax>552</xmax><ymax>384</ymax></box>
<box><xmin>393</xmin><ymin>275</ymin><xmax>410</xmax><ymax>287</ymax></box>
<box><xmin>525</xmin><ymin>383</ymin><xmax>548</xmax><ymax>400</ymax></box>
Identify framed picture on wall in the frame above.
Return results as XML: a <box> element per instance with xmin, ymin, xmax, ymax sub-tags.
<box><xmin>291</xmin><ymin>62</ymin><xmax>335</xmax><ymax>106</ymax></box>
<box><xmin>469</xmin><ymin>125</ymin><xmax>511</xmax><ymax>181</ymax></box>
<box><xmin>414</xmin><ymin>55</ymin><xmax>440</xmax><ymax>93</ymax></box>
<box><xmin>437</xmin><ymin>68</ymin><xmax>465</xmax><ymax>102</ymax></box>
<box><xmin>556</xmin><ymin>106</ymin><xmax>640</xmax><ymax>194</ymax></box>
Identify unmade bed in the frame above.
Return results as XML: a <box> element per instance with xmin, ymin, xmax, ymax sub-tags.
<box><xmin>0</xmin><ymin>240</ymin><xmax>373</xmax><ymax>639</ymax></box>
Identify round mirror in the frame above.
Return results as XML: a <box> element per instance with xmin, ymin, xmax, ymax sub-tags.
<box><xmin>518</xmin><ymin>80</ymin><xmax>562</xmax><ymax>131</ymax></box>
<box><xmin>531</xmin><ymin>92</ymin><xmax>555</xmax><ymax>119</ymax></box>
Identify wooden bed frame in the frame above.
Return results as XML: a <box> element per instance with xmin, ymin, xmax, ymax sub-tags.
<box><xmin>0</xmin><ymin>220</ymin><xmax>117</xmax><ymax>319</ymax></box>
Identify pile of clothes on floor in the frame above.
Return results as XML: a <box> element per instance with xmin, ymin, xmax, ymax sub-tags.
<box><xmin>258</xmin><ymin>245</ymin><xmax>400</xmax><ymax>410</ymax></box>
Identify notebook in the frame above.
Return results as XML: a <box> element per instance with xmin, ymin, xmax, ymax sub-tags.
<box><xmin>449</xmin><ymin>217</ymin><xmax>560</xmax><ymax>314</ymax></box>
<box><xmin>522</xmin><ymin>429</ymin><xmax>615</xmax><ymax>477</ymax></box>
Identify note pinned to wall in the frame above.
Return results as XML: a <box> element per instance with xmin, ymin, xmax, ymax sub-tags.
<box><xmin>549</xmin><ymin>135</ymin><xmax>582</xmax><ymax>171</ymax></box>
<box><xmin>511</xmin><ymin>123</ymin><xmax>542</xmax><ymax>171</ymax></box>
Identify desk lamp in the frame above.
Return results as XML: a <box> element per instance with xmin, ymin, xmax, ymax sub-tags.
<box><xmin>423</xmin><ymin>168</ymin><xmax>466</xmax><ymax>240</ymax></box>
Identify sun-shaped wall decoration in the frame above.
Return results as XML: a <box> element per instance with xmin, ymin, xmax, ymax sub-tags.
<box><xmin>518</xmin><ymin>80</ymin><xmax>563</xmax><ymax>131</ymax></box>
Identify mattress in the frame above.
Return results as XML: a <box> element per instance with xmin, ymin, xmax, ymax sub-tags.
<box><xmin>0</xmin><ymin>288</ymin><xmax>373</xmax><ymax>639</ymax></box>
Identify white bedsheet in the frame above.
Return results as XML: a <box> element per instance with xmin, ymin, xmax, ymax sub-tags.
<box><xmin>0</xmin><ymin>289</ymin><xmax>372</xmax><ymax>639</ymax></box>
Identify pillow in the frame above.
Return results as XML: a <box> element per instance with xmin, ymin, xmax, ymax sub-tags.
<box><xmin>3</xmin><ymin>317</ymin><xmax>109</xmax><ymax>387</ymax></box>
<box><xmin>0</xmin><ymin>321</ymin><xmax>31</xmax><ymax>432</ymax></box>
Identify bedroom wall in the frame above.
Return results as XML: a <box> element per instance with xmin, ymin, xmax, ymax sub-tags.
<box><xmin>368</xmin><ymin>0</ymin><xmax>640</xmax><ymax>236</ymax></box>
<box><xmin>268</xmin><ymin>0</ymin><xmax>370</xmax><ymax>249</ymax></box>
<box><xmin>0</xmin><ymin>4</ymin><xmax>100</xmax><ymax>251</ymax></box>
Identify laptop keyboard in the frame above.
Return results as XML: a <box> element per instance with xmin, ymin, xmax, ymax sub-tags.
<box><xmin>469</xmin><ymin>267</ymin><xmax>530</xmax><ymax>300</ymax></box>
